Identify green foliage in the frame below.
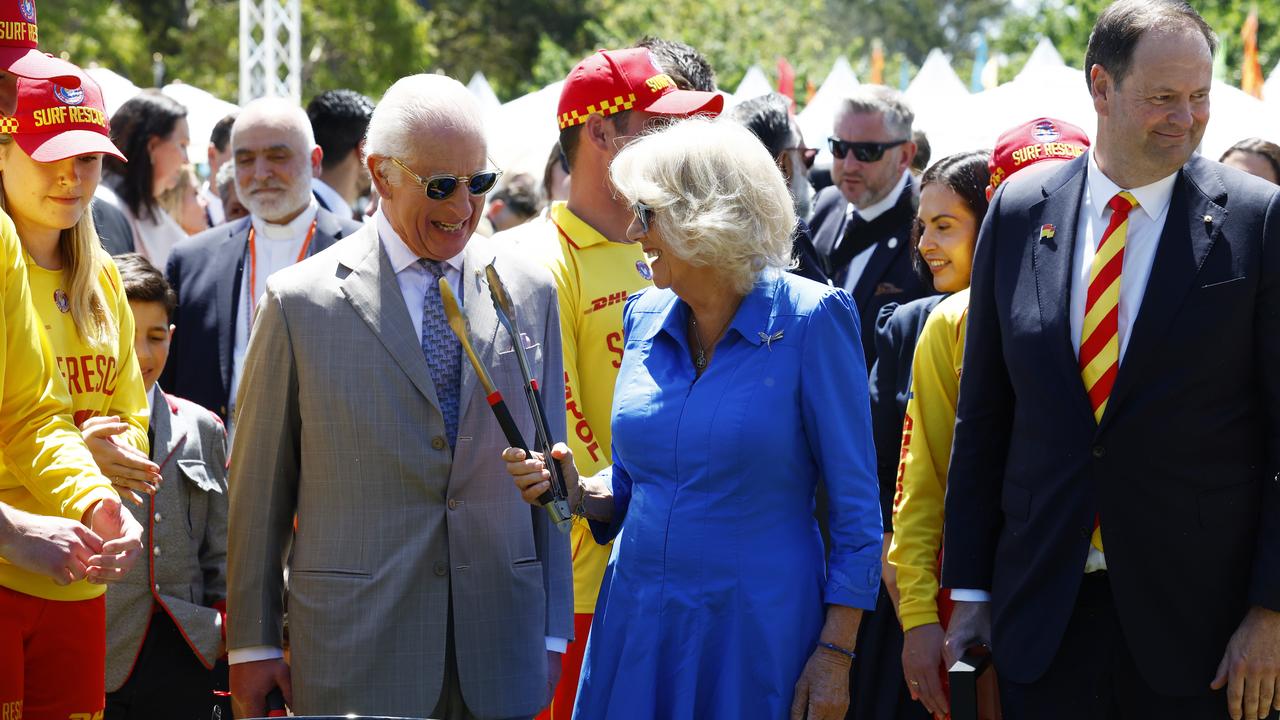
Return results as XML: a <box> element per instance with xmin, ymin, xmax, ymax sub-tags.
<box><xmin>37</xmin><ymin>1</ymin><xmax>149</xmax><ymax>82</ymax></box>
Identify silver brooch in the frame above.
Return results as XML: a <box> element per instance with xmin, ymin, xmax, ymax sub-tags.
<box><xmin>758</xmin><ymin>330</ymin><xmax>784</xmax><ymax>350</ymax></box>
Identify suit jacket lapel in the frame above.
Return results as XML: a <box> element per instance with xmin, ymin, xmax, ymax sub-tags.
<box><xmin>215</xmin><ymin>222</ymin><xmax>251</xmax><ymax>403</ymax></box>
<box><xmin>1100</xmin><ymin>157</ymin><xmax>1225</xmax><ymax>431</ymax></box>
<box><xmin>338</xmin><ymin>225</ymin><xmax>440</xmax><ymax>409</ymax></box>
<box><xmin>456</xmin><ymin>240</ymin><xmax>500</xmax><ymax>436</ymax></box>
<box><xmin>1029</xmin><ymin>157</ymin><xmax>1095</xmax><ymax>420</ymax></box>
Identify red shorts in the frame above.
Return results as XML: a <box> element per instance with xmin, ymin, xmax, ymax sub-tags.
<box><xmin>0</xmin><ymin>586</ymin><xmax>105</xmax><ymax>720</ymax></box>
<box><xmin>536</xmin><ymin>613</ymin><xmax>593</xmax><ymax>720</ymax></box>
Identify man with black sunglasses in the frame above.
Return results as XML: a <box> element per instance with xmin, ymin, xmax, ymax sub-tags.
<box><xmin>162</xmin><ymin>98</ymin><xmax>362</xmax><ymax>427</ymax></box>
<box><xmin>807</xmin><ymin>86</ymin><xmax>936</xmax><ymax>371</ymax></box>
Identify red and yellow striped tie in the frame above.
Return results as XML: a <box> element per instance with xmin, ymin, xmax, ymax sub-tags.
<box><xmin>1080</xmin><ymin>190</ymin><xmax>1138</xmax><ymax>552</ymax></box>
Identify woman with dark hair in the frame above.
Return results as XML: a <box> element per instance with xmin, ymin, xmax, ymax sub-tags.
<box><xmin>887</xmin><ymin>118</ymin><xmax>1088</xmax><ymax>720</ymax></box>
<box><xmin>94</xmin><ymin>90</ymin><xmax>189</xmax><ymax>268</ymax></box>
<box><xmin>1219</xmin><ymin>137</ymin><xmax>1280</xmax><ymax>185</ymax></box>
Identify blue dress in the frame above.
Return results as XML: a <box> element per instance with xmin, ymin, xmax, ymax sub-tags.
<box><xmin>575</xmin><ymin>273</ymin><xmax>883</xmax><ymax>720</ymax></box>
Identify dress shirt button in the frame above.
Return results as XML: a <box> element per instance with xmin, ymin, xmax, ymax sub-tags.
<box><xmin>447</xmin><ymin>498</ymin><xmax>459</xmax><ymax>510</ymax></box>
<box><xmin>433</xmin><ymin>561</ymin><xmax>447</xmax><ymax>577</ymax></box>
<box><xmin>432</xmin><ymin>436</ymin><xmax>447</xmax><ymax>451</ymax></box>
<box><xmin>153</xmin><ymin>546</ymin><xmax>161</xmax><ymax>557</ymax></box>
<box><xmin>154</xmin><ymin>584</ymin><xmax>160</xmax><ymax>593</ymax></box>
<box><xmin>1091</xmin><ymin>445</ymin><xmax>1106</xmax><ymax>458</ymax></box>
<box><xmin>153</xmin><ymin>512</ymin><xmax>161</xmax><ymax>523</ymax></box>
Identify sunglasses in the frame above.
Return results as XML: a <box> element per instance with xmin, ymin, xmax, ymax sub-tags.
<box><xmin>632</xmin><ymin>201</ymin><xmax>655</xmax><ymax>234</ymax></box>
<box><xmin>786</xmin><ymin>146</ymin><xmax>818</xmax><ymax>169</ymax></box>
<box><xmin>390</xmin><ymin>157</ymin><xmax>503</xmax><ymax>200</ymax></box>
<box><xmin>827</xmin><ymin>137</ymin><xmax>909</xmax><ymax>163</ymax></box>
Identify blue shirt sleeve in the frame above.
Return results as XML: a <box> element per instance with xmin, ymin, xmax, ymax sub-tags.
<box><xmin>802</xmin><ymin>290</ymin><xmax>884</xmax><ymax>610</ymax></box>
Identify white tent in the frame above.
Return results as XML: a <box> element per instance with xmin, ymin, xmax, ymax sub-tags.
<box><xmin>797</xmin><ymin>56</ymin><xmax>859</xmax><ymax>160</ymax></box>
<box><xmin>467</xmin><ymin>71</ymin><xmax>502</xmax><ymax>117</ymax></box>
<box><xmin>905</xmin><ymin>49</ymin><xmax>969</xmax><ymax>143</ymax></box>
<box><xmin>84</xmin><ymin>65</ymin><xmax>141</xmax><ymax>117</ymax></box>
<box><xmin>485</xmin><ymin>80</ymin><xmax>564</xmax><ymax>177</ymax></box>
<box><xmin>1202</xmin><ymin>80</ymin><xmax>1280</xmax><ymax>159</ymax></box>
<box><xmin>162</xmin><ymin>82</ymin><xmax>240</xmax><ymax>165</ymax></box>
<box><xmin>731</xmin><ymin>66</ymin><xmax>773</xmax><ymax>107</ymax></box>
<box><xmin>1264</xmin><ymin>60</ymin><xmax>1280</xmax><ymax>107</ymax></box>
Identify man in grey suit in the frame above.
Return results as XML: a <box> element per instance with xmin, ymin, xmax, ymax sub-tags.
<box><xmin>227</xmin><ymin>73</ymin><xmax>573</xmax><ymax>720</ymax></box>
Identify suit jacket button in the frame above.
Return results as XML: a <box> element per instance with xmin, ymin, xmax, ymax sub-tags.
<box><xmin>153</xmin><ymin>546</ymin><xmax>161</xmax><ymax>557</ymax></box>
<box><xmin>432</xmin><ymin>436</ymin><xmax>447</xmax><ymax>451</ymax></box>
<box><xmin>154</xmin><ymin>584</ymin><xmax>160</xmax><ymax>593</ymax></box>
<box><xmin>153</xmin><ymin>512</ymin><xmax>161</xmax><ymax>523</ymax></box>
<box><xmin>433</xmin><ymin>561</ymin><xmax>447</xmax><ymax>577</ymax></box>
<box><xmin>1091</xmin><ymin>445</ymin><xmax>1106</xmax><ymax>458</ymax></box>
<box><xmin>447</xmin><ymin>498</ymin><xmax>458</xmax><ymax>510</ymax></box>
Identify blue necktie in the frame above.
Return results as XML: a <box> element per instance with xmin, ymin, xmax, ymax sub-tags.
<box><xmin>420</xmin><ymin>260</ymin><xmax>462</xmax><ymax>447</ymax></box>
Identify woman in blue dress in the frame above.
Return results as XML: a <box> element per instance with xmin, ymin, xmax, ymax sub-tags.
<box><xmin>506</xmin><ymin>118</ymin><xmax>883</xmax><ymax>720</ymax></box>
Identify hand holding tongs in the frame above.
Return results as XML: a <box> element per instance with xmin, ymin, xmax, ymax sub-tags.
<box><xmin>438</xmin><ymin>270</ymin><xmax>572</xmax><ymax>531</ymax></box>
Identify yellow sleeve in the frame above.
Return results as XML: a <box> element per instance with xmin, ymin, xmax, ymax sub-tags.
<box><xmin>100</xmin><ymin>257</ymin><xmax>149</xmax><ymax>456</ymax></box>
<box><xmin>888</xmin><ymin>302</ymin><xmax>965</xmax><ymax>631</ymax></box>
<box><xmin>0</xmin><ymin>216</ymin><xmax>114</xmax><ymax>520</ymax></box>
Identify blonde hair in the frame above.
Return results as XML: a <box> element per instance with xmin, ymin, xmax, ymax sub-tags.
<box><xmin>157</xmin><ymin>163</ymin><xmax>199</xmax><ymax>221</ymax></box>
<box><xmin>609</xmin><ymin>117</ymin><xmax>795</xmax><ymax>296</ymax></box>
<box><xmin>0</xmin><ymin>135</ymin><xmax>116</xmax><ymax>346</ymax></box>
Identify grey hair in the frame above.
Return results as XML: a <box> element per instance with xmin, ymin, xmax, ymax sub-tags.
<box><xmin>232</xmin><ymin>97</ymin><xmax>316</xmax><ymax>151</ymax></box>
<box><xmin>214</xmin><ymin>160</ymin><xmax>236</xmax><ymax>196</ymax></box>
<box><xmin>363</xmin><ymin>74</ymin><xmax>484</xmax><ymax>184</ymax></box>
<box><xmin>609</xmin><ymin>117</ymin><xmax>795</xmax><ymax>296</ymax></box>
<box><xmin>836</xmin><ymin>85</ymin><xmax>914</xmax><ymax>140</ymax></box>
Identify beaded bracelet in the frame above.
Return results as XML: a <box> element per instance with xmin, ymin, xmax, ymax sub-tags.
<box><xmin>817</xmin><ymin>641</ymin><xmax>857</xmax><ymax>660</ymax></box>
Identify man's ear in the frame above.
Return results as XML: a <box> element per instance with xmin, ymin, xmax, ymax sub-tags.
<box><xmin>898</xmin><ymin>141</ymin><xmax>919</xmax><ymax>175</ymax></box>
<box><xmin>486</xmin><ymin>198</ymin><xmax>507</xmax><ymax>220</ymax></box>
<box><xmin>583</xmin><ymin>113</ymin><xmax>611</xmax><ymax>155</ymax></box>
<box><xmin>1089</xmin><ymin>65</ymin><xmax>1112</xmax><ymax>116</ymax></box>
<box><xmin>310</xmin><ymin>145</ymin><xmax>324</xmax><ymax>176</ymax></box>
<box><xmin>367</xmin><ymin>155</ymin><xmax>392</xmax><ymax>199</ymax></box>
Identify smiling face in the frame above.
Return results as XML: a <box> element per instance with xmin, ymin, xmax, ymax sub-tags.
<box><xmin>129</xmin><ymin>299</ymin><xmax>172</xmax><ymax>392</ymax></box>
<box><xmin>233</xmin><ymin>118</ymin><xmax>317</xmax><ymax>224</ymax></box>
<box><xmin>916</xmin><ymin>183</ymin><xmax>978</xmax><ymax>293</ymax></box>
<box><xmin>622</xmin><ymin>203</ymin><xmax>692</xmax><ymax>292</ymax></box>
<box><xmin>1091</xmin><ymin>26</ymin><xmax>1212</xmax><ymax>187</ymax></box>
<box><xmin>0</xmin><ymin>140</ymin><xmax>101</xmax><ymax>237</ymax></box>
<box><xmin>371</xmin><ymin>124</ymin><xmax>488</xmax><ymax>261</ymax></box>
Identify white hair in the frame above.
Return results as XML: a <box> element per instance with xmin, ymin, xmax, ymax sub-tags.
<box><xmin>610</xmin><ymin>117</ymin><xmax>795</xmax><ymax>296</ymax></box>
<box><xmin>232</xmin><ymin>97</ymin><xmax>316</xmax><ymax>151</ymax></box>
<box><xmin>363</xmin><ymin>73</ymin><xmax>484</xmax><ymax>184</ymax></box>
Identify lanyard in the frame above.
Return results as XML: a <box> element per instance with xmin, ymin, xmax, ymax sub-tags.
<box><xmin>245</xmin><ymin>220</ymin><xmax>317</xmax><ymax>326</ymax></box>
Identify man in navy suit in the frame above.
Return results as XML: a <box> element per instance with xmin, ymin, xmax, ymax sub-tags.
<box><xmin>806</xmin><ymin>85</ymin><xmax>934</xmax><ymax>369</ymax></box>
<box><xmin>941</xmin><ymin>2</ymin><xmax>1280</xmax><ymax>718</ymax></box>
<box><xmin>162</xmin><ymin>99</ymin><xmax>362</xmax><ymax>426</ymax></box>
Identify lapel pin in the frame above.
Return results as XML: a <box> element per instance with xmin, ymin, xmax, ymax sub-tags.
<box><xmin>1039</xmin><ymin>223</ymin><xmax>1056</xmax><ymax>241</ymax></box>
<box><xmin>1203</xmin><ymin>214</ymin><xmax>1213</xmax><ymax>224</ymax></box>
<box><xmin>758</xmin><ymin>330</ymin><xmax>784</xmax><ymax>350</ymax></box>
<box><xmin>887</xmin><ymin>237</ymin><xmax>899</xmax><ymax>249</ymax></box>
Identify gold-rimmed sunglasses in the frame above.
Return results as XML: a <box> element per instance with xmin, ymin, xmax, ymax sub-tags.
<box><xmin>389</xmin><ymin>156</ymin><xmax>503</xmax><ymax>200</ymax></box>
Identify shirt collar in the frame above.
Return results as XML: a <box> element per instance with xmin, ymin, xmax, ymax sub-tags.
<box><xmin>374</xmin><ymin>208</ymin><xmax>465</xmax><ymax>275</ymax></box>
<box><xmin>549</xmin><ymin>201</ymin><xmax>610</xmax><ymax>249</ymax></box>
<box><xmin>251</xmin><ymin>198</ymin><xmax>319</xmax><ymax>241</ymax></box>
<box><xmin>1085</xmin><ymin>150</ymin><xmax>1177</xmax><ymax>223</ymax></box>
<box><xmin>846</xmin><ymin>169</ymin><xmax>911</xmax><ymax>223</ymax></box>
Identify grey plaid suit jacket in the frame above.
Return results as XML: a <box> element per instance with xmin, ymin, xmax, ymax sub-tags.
<box><xmin>106</xmin><ymin>384</ymin><xmax>229</xmax><ymax>692</ymax></box>
<box><xmin>226</xmin><ymin>223</ymin><xmax>573</xmax><ymax>719</ymax></box>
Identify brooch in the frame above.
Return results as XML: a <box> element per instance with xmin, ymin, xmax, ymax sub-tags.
<box><xmin>758</xmin><ymin>330</ymin><xmax>784</xmax><ymax>350</ymax></box>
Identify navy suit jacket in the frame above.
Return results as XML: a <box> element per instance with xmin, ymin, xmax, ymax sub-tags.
<box><xmin>161</xmin><ymin>209</ymin><xmax>362</xmax><ymax>419</ymax></box>
<box><xmin>807</xmin><ymin>182</ymin><xmax>935</xmax><ymax>369</ymax></box>
<box><xmin>941</xmin><ymin>153</ymin><xmax>1280</xmax><ymax>694</ymax></box>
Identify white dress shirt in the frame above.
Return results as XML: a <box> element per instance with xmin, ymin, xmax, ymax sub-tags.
<box><xmin>229</xmin><ymin>210</ymin><xmax>566</xmax><ymax>664</ymax></box>
<box><xmin>838</xmin><ymin>169</ymin><xmax>912</xmax><ymax>294</ymax></box>
<box><xmin>200</xmin><ymin>181</ymin><xmax>226</xmax><ymax>226</ymax></box>
<box><xmin>227</xmin><ymin>201</ymin><xmax>320</xmax><ymax>439</ymax></box>
<box><xmin>949</xmin><ymin>151</ymin><xmax>1179</xmax><ymax>603</ymax></box>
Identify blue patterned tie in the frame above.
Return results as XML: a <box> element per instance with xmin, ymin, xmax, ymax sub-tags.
<box><xmin>420</xmin><ymin>260</ymin><xmax>462</xmax><ymax>447</ymax></box>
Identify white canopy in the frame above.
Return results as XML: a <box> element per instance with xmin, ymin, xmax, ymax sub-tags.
<box><xmin>162</xmin><ymin>82</ymin><xmax>240</xmax><ymax>165</ymax></box>
<box><xmin>731</xmin><ymin>66</ymin><xmax>774</xmax><ymax>106</ymax></box>
<box><xmin>467</xmin><ymin>71</ymin><xmax>502</xmax><ymax>117</ymax></box>
<box><xmin>797</xmin><ymin>56</ymin><xmax>859</xmax><ymax>159</ymax></box>
<box><xmin>905</xmin><ymin>49</ymin><xmax>969</xmax><ymax>144</ymax></box>
<box><xmin>485</xmin><ymin>80</ymin><xmax>564</xmax><ymax>178</ymax></box>
<box><xmin>84</xmin><ymin>65</ymin><xmax>141</xmax><ymax>117</ymax></box>
<box><xmin>1264</xmin><ymin>61</ymin><xmax>1280</xmax><ymax>106</ymax></box>
<box><xmin>1201</xmin><ymin>80</ymin><xmax>1280</xmax><ymax>159</ymax></box>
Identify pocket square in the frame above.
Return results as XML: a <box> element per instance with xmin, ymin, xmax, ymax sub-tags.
<box><xmin>874</xmin><ymin>282</ymin><xmax>904</xmax><ymax>296</ymax></box>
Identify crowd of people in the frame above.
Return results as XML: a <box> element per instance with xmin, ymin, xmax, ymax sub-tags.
<box><xmin>0</xmin><ymin>0</ymin><xmax>1279</xmax><ymax>719</ymax></box>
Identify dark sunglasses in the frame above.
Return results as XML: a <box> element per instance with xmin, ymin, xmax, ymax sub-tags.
<box><xmin>632</xmin><ymin>201</ymin><xmax>655</xmax><ymax>234</ymax></box>
<box><xmin>827</xmin><ymin>137</ymin><xmax>909</xmax><ymax>163</ymax></box>
<box><xmin>390</xmin><ymin>157</ymin><xmax>503</xmax><ymax>200</ymax></box>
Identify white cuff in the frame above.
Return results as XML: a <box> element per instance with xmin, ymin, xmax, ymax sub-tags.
<box><xmin>229</xmin><ymin>646</ymin><xmax>284</xmax><ymax>665</ymax></box>
<box><xmin>546</xmin><ymin>636</ymin><xmax>568</xmax><ymax>653</ymax></box>
<box><xmin>949</xmin><ymin>588</ymin><xmax>992</xmax><ymax>602</ymax></box>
